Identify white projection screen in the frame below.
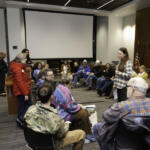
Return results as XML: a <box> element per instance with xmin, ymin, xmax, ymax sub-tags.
<box><xmin>25</xmin><ymin>10</ymin><xmax>93</xmax><ymax>59</ymax></box>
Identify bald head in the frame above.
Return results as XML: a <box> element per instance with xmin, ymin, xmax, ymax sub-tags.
<box><xmin>127</xmin><ymin>77</ymin><xmax>149</xmax><ymax>98</ymax></box>
<box><xmin>0</xmin><ymin>52</ymin><xmax>6</xmax><ymax>59</ymax></box>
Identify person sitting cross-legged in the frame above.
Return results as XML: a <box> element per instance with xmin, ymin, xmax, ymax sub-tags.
<box><xmin>24</xmin><ymin>85</ymin><xmax>85</xmax><ymax>150</ymax></box>
<box><xmin>93</xmin><ymin>77</ymin><xmax>150</xmax><ymax>150</ymax></box>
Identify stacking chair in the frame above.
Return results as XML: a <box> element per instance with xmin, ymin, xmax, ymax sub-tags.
<box><xmin>23</xmin><ymin>124</ymin><xmax>55</xmax><ymax>150</ymax></box>
<box><xmin>114</xmin><ymin>116</ymin><xmax>150</xmax><ymax>150</ymax></box>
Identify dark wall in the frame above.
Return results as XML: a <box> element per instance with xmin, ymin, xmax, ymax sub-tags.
<box><xmin>135</xmin><ymin>7</ymin><xmax>150</xmax><ymax>68</ymax></box>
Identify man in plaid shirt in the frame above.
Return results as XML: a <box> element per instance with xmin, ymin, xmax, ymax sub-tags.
<box><xmin>93</xmin><ymin>77</ymin><xmax>150</xmax><ymax>150</ymax></box>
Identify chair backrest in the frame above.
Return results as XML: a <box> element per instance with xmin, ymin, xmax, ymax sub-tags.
<box><xmin>115</xmin><ymin>116</ymin><xmax>150</xmax><ymax>150</ymax></box>
<box><xmin>23</xmin><ymin>125</ymin><xmax>54</xmax><ymax>150</ymax></box>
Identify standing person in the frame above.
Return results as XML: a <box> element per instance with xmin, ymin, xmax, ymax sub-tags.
<box><xmin>22</xmin><ymin>48</ymin><xmax>32</xmax><ymax>65</ymax></box>
<box><xmin>0</xmin><ymin>52</ymin><xmax>8</xmax><ymax>96</ymax></box>
<box><xmin>10</xmin><ymin>53</ymin><xmax>31</xmax><ymax>125</ymax></box>
<box><xmin>114</xmin><ymin>47</ymin><xmax>133</xmax><ymax>102</ymax></box>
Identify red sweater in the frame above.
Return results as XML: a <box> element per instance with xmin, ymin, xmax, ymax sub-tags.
<box><xmin>10</xmin><ymin>61</ymin><xmax>31</xmax><ymax>96</ymax></box>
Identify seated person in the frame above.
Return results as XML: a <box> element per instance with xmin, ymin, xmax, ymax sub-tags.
<box><xmin>71</xmin><ymin>61</ymin><xmax>79</xmax><ymax>75</ymax></box>
<box><xmin>93</xmin><ymin>77</ymin><xmax>150</xmax><ymax>150</ymax></box>
<box><xmin>24</xmin><ymin>85</ymin><xmax>85</xmax><ymax>150</ymax></box>
<box><xmin>73</xmin><ymin>59</ymin><xmax>91</xmax><ymax>87</ymax></box>
<box><xmin>52</xmin><ymin>79</ymin><xmax>96</xmax><ymax>142</ymax></box>
<box><xmin>86</xmin><ymin>60</ymin><xmax>102</xmax><ymax>90</ymax></box>
<box><xmin>133</xmin><ymin>65</ymin><xmax>148</xmax><ymax>79</ymax></box>
<box><xmin>32</xmin><ymin>62</ymin><xmax>42</xmax><ymax>80</ymax></box>
<box><xmin>61</xmin><ymin>60</ymin><xmax>72</xmax><ymax>87</ymax></box>
<box><xmin>36</xmin><ymin>69</ymin><xmax>54</xmax><ymax>88</ymax></box>
<box><xmin>97</xmin><ymin>63</ymin><xmax>114</xmax><ymax>96</ymax></box>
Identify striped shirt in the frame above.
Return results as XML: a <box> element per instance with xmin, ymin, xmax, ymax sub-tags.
<box><xmin>114</xmin><ymin>60</ymin><xmax>133</xmax><ymax>89</ymax></box>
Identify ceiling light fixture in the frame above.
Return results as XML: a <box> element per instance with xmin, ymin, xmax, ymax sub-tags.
<box><xmin>64</xmin><ymin>0</ymin><xmax>71</xmax><ymax>7</ymax></box>
<box><xmin>97</xmin><ymin>0</ymin><xmax>114</xmax><ymax>9</ymax></box>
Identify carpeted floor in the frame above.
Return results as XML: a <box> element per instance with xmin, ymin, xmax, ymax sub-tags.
<box><xmin>0</xmin><ymin>87</ymin><xmax>115</xmax><ymax>150</ymax></box>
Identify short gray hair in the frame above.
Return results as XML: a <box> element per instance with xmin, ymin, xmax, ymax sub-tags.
<box><xmin>128</xmin><ymin>77</ymin><xmax>149</xmax><ymax>93</ymax></box>
<box><xmin>15</xmin><ymin>53</ymin><xmax>26</xmax><ymax>63</ymax></box>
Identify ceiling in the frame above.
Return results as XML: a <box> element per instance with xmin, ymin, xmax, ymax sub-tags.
<box><xmin>5</xmin><ymin>0</ymin><xmax>134</xmax><ymax>11</ymax></box>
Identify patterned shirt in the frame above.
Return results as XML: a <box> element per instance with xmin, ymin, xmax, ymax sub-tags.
<box><xmin>114</xmin><ymin>60</ymin><xmax>133</xmax><ymax>89</ymax></box>
<box><xmin>52</xmin><ymin>84</ymin><xmax>81</xmax><ymax>121</ymax></box>
<box><xmin>24</xmin><ymin>101</ymin><xmax>69</xmax><ymax>146</ymax></box>
<box><xmin>96</xmin><ymin>97</ymin><xmax>150</xmax><ymax>143</ymax></box>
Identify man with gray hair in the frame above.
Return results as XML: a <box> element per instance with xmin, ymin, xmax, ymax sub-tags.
<box><xmin>93</xmin><ymin>77</ymin><xmax>150</xmax><ymax>150</ymax></box>
<box><xmin>73</xmin><ymin>59</ymin><xmax>91</xmax><ymax>87</ymax></box>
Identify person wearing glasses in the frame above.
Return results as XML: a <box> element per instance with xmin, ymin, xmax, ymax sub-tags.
<box><xmin>93</xmin><ymin>77</ymin><xmax>150</xmax><ymax>150</ymax></box>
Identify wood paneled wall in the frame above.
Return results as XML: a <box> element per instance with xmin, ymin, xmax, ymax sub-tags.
<box><xmin>135</xmin><ymin>7</ymin><xmax>150</xmax><ymax>68</ymax></box>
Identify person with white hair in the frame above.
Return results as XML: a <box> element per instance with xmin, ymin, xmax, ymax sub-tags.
<box><xmin>93</xmin><ymin>77</ymin><xmax>150</xmax><ymax>150</ymax></box>
<box><xmin>73</xmin><ymin>59</ymin><xmax>90</xmax><ymax>87</ymax></box>
<box><xmin>86</xmin><ymin>60</ymin><xmax>102</xmax><ymax>90</ymax></box>
<box><xmin>10</xmin><ymin>53</ymin><xmax>32</xmax><ymax>126</ymax></box>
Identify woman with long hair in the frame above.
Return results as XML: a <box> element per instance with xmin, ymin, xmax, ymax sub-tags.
<box><xmin>114</xmin><ymin>47</ymin><xmax>133</xmax><ymax>102</ymax></box>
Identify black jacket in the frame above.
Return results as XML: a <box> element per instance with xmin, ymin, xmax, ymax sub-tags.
<box><xmin>0</xmin><ymin>58</ymin><xmax>8</xmax><ymax>75</ymax></box>
<box><xmin>91</xmin><ymin>65</ymin><xmax>102</xmax><ymax>77</ymax></box>
<box><xmin>102</xmin><ymin>68</ymin><xmax>114</xmax><ymax>79</ymax></box>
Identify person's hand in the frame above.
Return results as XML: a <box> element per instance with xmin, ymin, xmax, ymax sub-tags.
<box><xmin>111</xmin><ymin>76</ymin><xmax>114</xmax><ymax>80</ymax></box>
<box><xmin>65</xmin><ymin>121</ymin><xmax>71</xmax><ymax>124</ymax></box>
<box><xmin>25</xmin><ymin>96</ymin><xmax>28</xmax><ymax>101</ymax></box>
<box><xmin>115</xmin><ymin>70</ymin><xmax>119</xmax><ymax>74</ymax></box>
<box><xmin>90</xmin><ymin>72</ymin><xmax>94</xmax><ymax>76</ymax></box>
<box><xmin>78</xmin><ymin>104</ymin><xmax>86</xmax><ymax>109</ymax></box>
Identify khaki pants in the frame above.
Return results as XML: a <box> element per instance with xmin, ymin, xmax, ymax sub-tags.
<box><xmin>56</xmin><ymin>129</ymin><xmax>85</xmax><ymax>150</ymax></box>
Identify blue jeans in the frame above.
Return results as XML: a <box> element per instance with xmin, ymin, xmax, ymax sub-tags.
<box><xmin>73</xmin><ymin>71</ymin><xmax>85</xmax><ymax>86</ymax></box>
<box><xmin>97</xmin><ymin>77</ymin><xmax>106</xmax><ymax>90</ymax></box>
<box><xmin>87</xmin><ymin>74</ymin><xmax>97</xmax><ymax>88</ymax></box>
<box><xmin>17</xmin><ymin>95</ymin><xmax>32</xmax><ymax>120</ymax></box>
<box><xmin>93</xmin><ymin>123</ymin><xmax>103</xmax><ymax>149</ymax></box>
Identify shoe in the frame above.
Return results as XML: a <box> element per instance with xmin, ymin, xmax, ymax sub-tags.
<box><xmin>105</xmin><ymin>96</ymin><xmax>113</xmax><ymax>99</ymax></box>
<box><xmin>86</xmin><ymin>134</ymin><xmax>96</xmax><ymax>142</ymax></box>
<box><xmin>16</xmin><ymin>118</ymin><xmax>24</xmax><ymax>129</ymax></box>
<box><xmin>86</xmin><ymin>87</ymin><xmax>92</xmax><ymax>90</ymax></box>
<box><xmin>85</xmin><ymin>139</ymin><xmax>90</xmax><ymax>144</ymax></box>
<box><xmin>97</xmin><ymin>90</ymin><xmax>102</xmax><ymax>96</ymax></box>
<box><xmin>0</xmin><ymin>92</ymin><xmax>6</xmax><ymax>96</ymax></box>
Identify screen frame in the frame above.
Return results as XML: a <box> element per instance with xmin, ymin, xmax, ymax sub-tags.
<box><xmin>23</xmin><ymin>8</ymin><xmax>96</xmax><ymax>60</ymax></box>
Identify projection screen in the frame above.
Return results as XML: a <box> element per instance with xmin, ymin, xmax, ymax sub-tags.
<box><xmin>25</xmin><ymin>10</ymin><xmax>93</xmax><ymax>59</ymax></box>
